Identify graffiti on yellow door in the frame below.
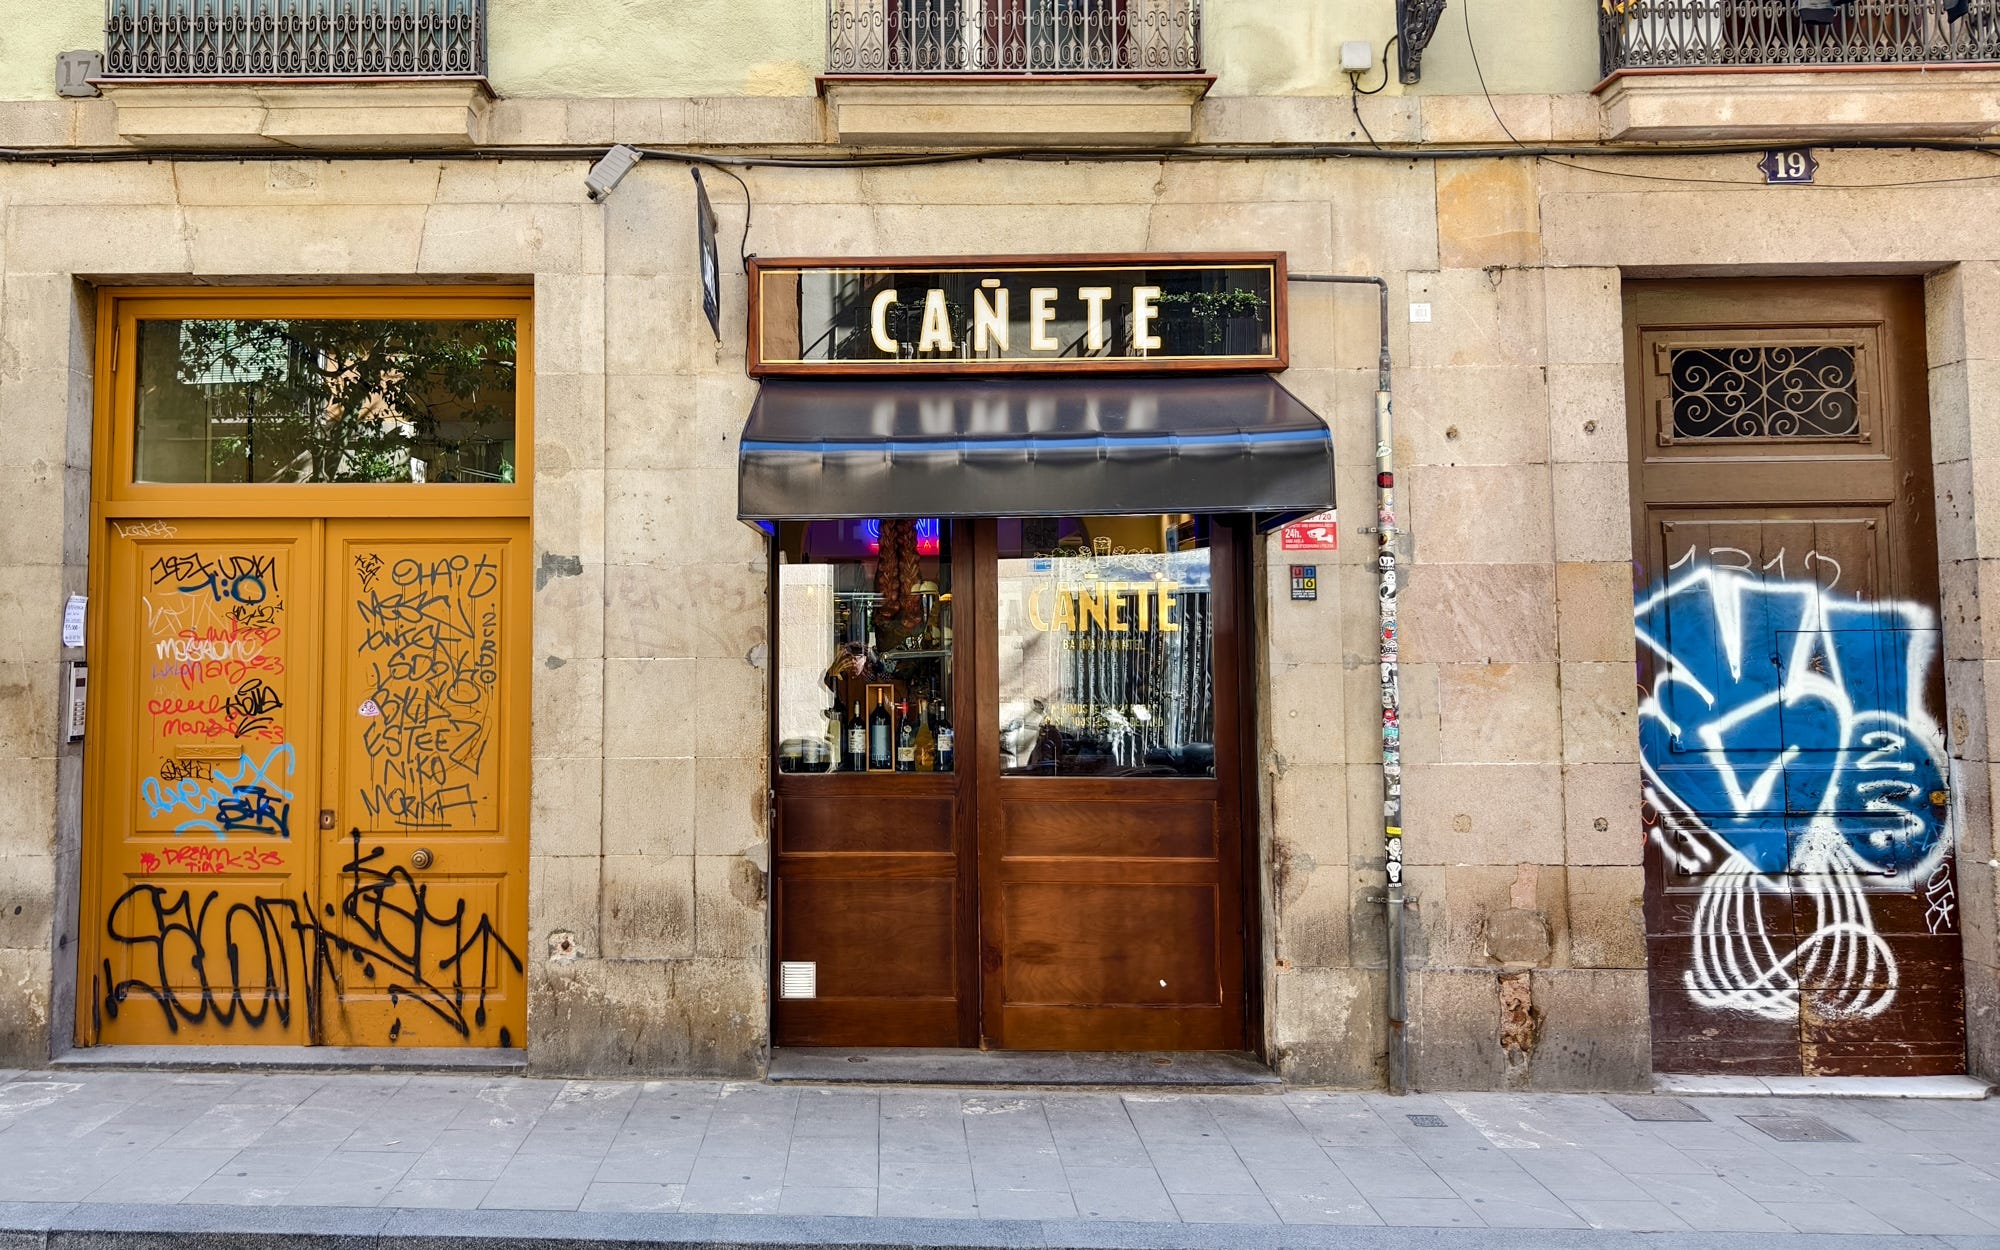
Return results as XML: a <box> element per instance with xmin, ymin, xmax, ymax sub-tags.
<box><xmin>93</xmin><ymin>525</ymin><xmax>527</xmax><ymax>1048</ymax></box>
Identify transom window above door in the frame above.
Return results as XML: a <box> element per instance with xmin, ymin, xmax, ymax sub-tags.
<box><xmin>101</xmin><ymin>288</ymin><xmax>532</xmax><ymax>508</ymax></box>
<box><xmin>135</xmin><ymin>316</ymin><xmax>518</xmax><ymax>485</ymax></box>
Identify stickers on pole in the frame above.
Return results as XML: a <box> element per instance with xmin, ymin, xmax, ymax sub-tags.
<box><xmin>1281</xmin><ymin>509</ymin><xmax>1338</xmax><ymax>551</ymax></box>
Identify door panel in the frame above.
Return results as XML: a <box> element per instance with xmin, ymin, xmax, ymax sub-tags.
<box><xmin>979</xmin><ymin>519</ymin><xmax>1246</xmax><ymax>1051</ymax></box>
<box><xmin>769</xmin><ymin>521</ymin><xmax>972</xmax><ymax>1048</ymax></box>
<box><xmin>1629</xmin><ymin>278</ymin><xmax>1965</xmax><ymax>1077</ymax></box>
<box><xmin>94</xmin><ymin>519</ymin><xmax>319</xmax><ymax>1044</ymax></box>
<box><xmin>85</xmin><ymin>518</ymin><xmax>527</xmax><ymax>1049</ymax></box>
<box><xmin>319</xmin><ymin>521</ymin><xmax>529</xmax><ymax>1048</ymax></box>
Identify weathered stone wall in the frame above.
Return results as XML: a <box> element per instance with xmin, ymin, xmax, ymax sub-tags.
<box><xmin>1925</xmin><ymin>265</ymin><xmax>2000</xmax><ymax>1082</ymax></box>
<box><xmin>0</xmin><ymin>102</ymin><xmax>1992</xmax><ymax>1086</ymax></box>
<box><xmin>0</xmin><ymin>0</ymin><xmax>1600</xmax><ymax>103</ymax></box>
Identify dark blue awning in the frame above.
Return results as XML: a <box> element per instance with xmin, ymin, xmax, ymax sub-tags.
<box><xmin>738</xmin><ymin>375</ymin><xmax>1333</xmax><ymax>523</ymax></box>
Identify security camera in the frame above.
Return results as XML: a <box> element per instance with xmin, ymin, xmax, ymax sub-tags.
<box><xmin>585</xmin><ymin>144</ymin><xmax>642</xmax><ymax>202</ymax></box>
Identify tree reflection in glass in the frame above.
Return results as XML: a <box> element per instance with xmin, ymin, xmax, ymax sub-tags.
<box><xmin>135</xmin><ymin>318</ymin><xmax>518</xmax><ymax>485</ymax></box>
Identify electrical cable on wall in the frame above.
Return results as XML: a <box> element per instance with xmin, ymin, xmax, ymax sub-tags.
<box><xmin>695</xmin><ymin>159</ymin><xmax>756</xmax><ymax>273</ymax></box>
<box><xmin>1346</xmin><ymin>36</ymin><xmax>1396</xmax><ymax>151</ymax></box>
<box><xmin>17</xmin><ymin>139</ymin><xmax>2000</xmax><ymax>173</ymax></box>
<box><xmin>1461</xmin><ymin>0</ymin><xmax>1523</xmax><ymax>146</ymax></box>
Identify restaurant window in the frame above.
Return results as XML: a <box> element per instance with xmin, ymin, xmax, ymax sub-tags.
<box><xmin>133</xmin><ymin>317</ymin><xmax>518</xmax><ymax>485</ymax></box>
<box><xmin>997</xmin><ymin>515</ymin><xmax>1214</xmax><ymax>777</ymax></box>
<box><xmin>775</xmin><ymin>520</ymin><xmax>956</xmax><ymax>774</ymax></box>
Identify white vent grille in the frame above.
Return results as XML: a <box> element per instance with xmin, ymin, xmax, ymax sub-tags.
<box><xmin>779</xmin><ymin>961</ymin><xmax>817</xmax><ymax>999</ymax></box>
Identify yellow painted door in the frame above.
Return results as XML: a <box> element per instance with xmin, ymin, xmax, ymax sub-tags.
<box><xmin>93</xmin><ymin>518</ymin><xmax>320</xmax><ymax>1045</ymax></box>
<box><xmin>317</xmin><ymin>520</ymin><xmax>530</xmax><ymax>1049</ymax></box>
<box><xmin>87</xmin><ymin>518</ymin><xmax>528</xmax><ymax>1049</ymax></box>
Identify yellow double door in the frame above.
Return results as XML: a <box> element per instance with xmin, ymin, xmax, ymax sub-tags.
<box><xmin>82</xmin><ymin>517</ymin><xmax>530</xmax><ymax>1049</ymax></box>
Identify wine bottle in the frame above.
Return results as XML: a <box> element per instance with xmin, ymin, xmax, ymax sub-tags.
<box><xmin>868</xmin><ymin>697</ymin><xmax>894</xmax><ymax>771</ymax></box>
<box><xmin>913</xmin><ymin>698</ymin><xmax>937</xmax><ymax>771</ymax></box>
<box><xmin>934</xmin><ymin>699</ymin><xmax>954</xmax><ymax>772</ymax></box>
<box><xmin>895</xmin><ymin>709</ymin><xmax>918</xmax><ymax>772</ymax></box>
<box><xmin>844</xmin><ymin>701</ymin><xmax>867</xmax><ymax>773</ymax></box>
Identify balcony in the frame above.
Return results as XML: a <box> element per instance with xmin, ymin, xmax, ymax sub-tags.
<box><xmin>821</xmin><ymin>0</ymin><xmax>1209</xmax><ymax>145</ymax></box>
<box><xmin>1602</xmin><ymin>0</ymin><xmax>2000</xmax><ymax>72</ymax></box>
<box><xmin>827</xmin><ymin>0</ymin><xmax>1200</xmax><ymax>74</ymax></box>
<box><xmin>1598</xmin><ymin>0</ymin><xmax>2000</xmax><ymax>140</ymax></box>
<box><xmin>94</xmin><ymin>0</ymin><xmax>491</xmax><ymax>148</ymax></box>
<box><xmin>104</xmin><ymin>0</ymin><xmax>485</xmax><ymax>80</ymax></box>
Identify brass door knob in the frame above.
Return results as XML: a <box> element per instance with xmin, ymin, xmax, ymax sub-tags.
<box><xmin>410</xmin><ymin>848</ymin><xmax>434</xmax><ymax>870</ymax></box>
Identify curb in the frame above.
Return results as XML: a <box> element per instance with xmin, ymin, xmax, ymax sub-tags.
<box><xmin>1</xmin><ymin>1205</ymin><xmax>1994</xmax><ymax>1250</ymax></box>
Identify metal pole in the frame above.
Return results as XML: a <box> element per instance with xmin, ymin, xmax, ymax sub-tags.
<box><xmin>1287</xmin><ymin>273</ymin><xmax>1408</xmax><ymax>1095</ymax></box>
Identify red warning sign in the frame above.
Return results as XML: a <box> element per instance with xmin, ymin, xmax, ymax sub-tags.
<box><xmin>1281</xmin><ymin>509</ymin><xmax>1338</xmax><ymax>551</ymax></box>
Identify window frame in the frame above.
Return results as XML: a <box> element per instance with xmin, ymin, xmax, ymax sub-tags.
<box><xmin>96</xmin><ymin>286</ymin><xmax>534</xmax><ymax>520</ymax></box>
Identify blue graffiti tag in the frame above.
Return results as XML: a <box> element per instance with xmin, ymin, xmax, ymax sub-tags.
<box><xmin>140</xmin><ymin>745</ymin><xmax>296</xmax><ymax>840</ymax></box>
<box><xmin>1637</xmin><ymin>563</ymin><xmax>1946</xmax><ymax>877</ymax></box>
<box><xmin>1636</xmin><ymin>555</ymin><xmax>1953</xmax><ymax>1023</ymax></box>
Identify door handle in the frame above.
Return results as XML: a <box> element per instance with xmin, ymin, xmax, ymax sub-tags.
<box><xmin>410</xmin><ymin>847</ymin><xmax>434</xmax><ymax>870</ymax></box>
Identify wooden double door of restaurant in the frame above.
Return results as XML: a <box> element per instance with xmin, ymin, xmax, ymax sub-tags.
<box><xmin>771</xmin><ymin>518</ymin><xmax>1254</xmax><ymax>1052</ymax></box>
<box><xmin>80</xmin><ymin>517</ymin><xmax>531</xmax><ymax>1048</ymax></box>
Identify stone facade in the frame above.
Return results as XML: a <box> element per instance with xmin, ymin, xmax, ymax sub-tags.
<box><xmin>0</xmin><ymin>2</ymin><xmax>1993</xmax><ymax>1090</ymax></box>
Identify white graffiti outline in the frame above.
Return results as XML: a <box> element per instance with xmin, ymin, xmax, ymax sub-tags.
<box><xmin>1637</xmin><ymin>560</ymin><xmax>1953</xmax><ymax>1024</ymax></box>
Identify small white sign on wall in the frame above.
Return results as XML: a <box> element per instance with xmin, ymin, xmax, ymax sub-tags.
<box><xmin>62</xmin><ymin>595</ymin><xmax>86</xmax><ymax>649</ymax></box>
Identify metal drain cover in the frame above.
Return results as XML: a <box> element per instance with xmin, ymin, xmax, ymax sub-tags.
<box><xmin>1741</xmin><ymin>1114</ymin><xmax>1854</xmax><ymax>1143</ymax></box>
<box><xmin>1608</xmin><ymin>1097</ymin><xmax>1709</xmax><ymax>1122</ymax></box>
<box><xmin>1407</xmin><ymin>1114</ymin><xmax>1448</xmax><ymax>1127</ymax></box>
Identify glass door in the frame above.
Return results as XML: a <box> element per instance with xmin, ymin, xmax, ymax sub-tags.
<box><xmin>977</xmin><ymin>516</ymin><xmax>1248</xmax><ymax>1050</ymax></box>
<box><xmin>769</xmin><ymin>520</ymin><xmax>977</xmax><ymax>1046</ymax></box>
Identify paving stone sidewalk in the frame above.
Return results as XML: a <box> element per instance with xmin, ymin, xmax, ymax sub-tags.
<box><xmin>0</xmin><ymin>1067</ymin><xmax>1996</xmax><ymax>1246</ymax></box>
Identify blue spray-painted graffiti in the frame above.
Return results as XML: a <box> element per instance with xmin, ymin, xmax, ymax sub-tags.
<box><xmin>1636</xmin><ymin>553</ymin><xmax>1954</xmax><ymax>1022</ymax></box>
<box><xmin>140</xmin><ymin>745</ymin><xmax>295</xmax><ymax>839</ymax></box>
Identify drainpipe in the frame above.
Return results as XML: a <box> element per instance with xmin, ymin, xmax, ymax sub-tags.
<box><xmin>1288</xmin><ymin>274</ymin><xmax>1408</xmax><ymax>1095</ymax></box>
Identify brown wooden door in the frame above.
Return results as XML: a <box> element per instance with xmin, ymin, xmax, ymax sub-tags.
<box><xmin>975</xmin><ymin>518</ymin><xmax>1247</xmax><ymax>1051</ymax></box>
<box><xmin>770</xmin><ymin>516</ymin><xmax>1251</xmax><ymax>1052</ymax></box>
<box><xmin>771</xmin><ymin>520</ymin><xmax>978</xmax><ymax>1047</ymax></box>
<box><xmin>1628</xmin><ymin>278</ymin><xmax>1966</xmax><ymax>1076</ymax></box>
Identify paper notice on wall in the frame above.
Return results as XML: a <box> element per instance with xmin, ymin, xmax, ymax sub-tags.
<box><xmin>61</xmin><ymin>595</ymin><xmax>86</xmax><ymax>649</ymax></box>
<box><xmin>1281</xmin><ymin>510</ymin><xmax>1338</xmax><ymax>551</ymax></box>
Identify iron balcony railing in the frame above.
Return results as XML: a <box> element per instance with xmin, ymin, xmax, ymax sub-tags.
<box><xmin>103</xmin><ymin>0</ymin><xmax>486</xmax><ymax>80</ymax></box>
<box><xmin>827</xmin><ymin>0</ymin><xmax>1202</xmax><ymax>74</ymax></box>
<box><xmin>1603</xmin><ymin>0</ymin><xmax>2000</xmax><ymax>73</ymax></box>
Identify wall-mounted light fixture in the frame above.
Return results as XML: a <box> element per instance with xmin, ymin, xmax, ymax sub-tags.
<box><xmin>585</xmin><ymin>144</ymin><xmax>643</xmax><ymax>203</ymax></box>
<box><xmin>1396</xmin><ymin>0</ymin><xmax>1448</xmax><ymax>84</ymax></box>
